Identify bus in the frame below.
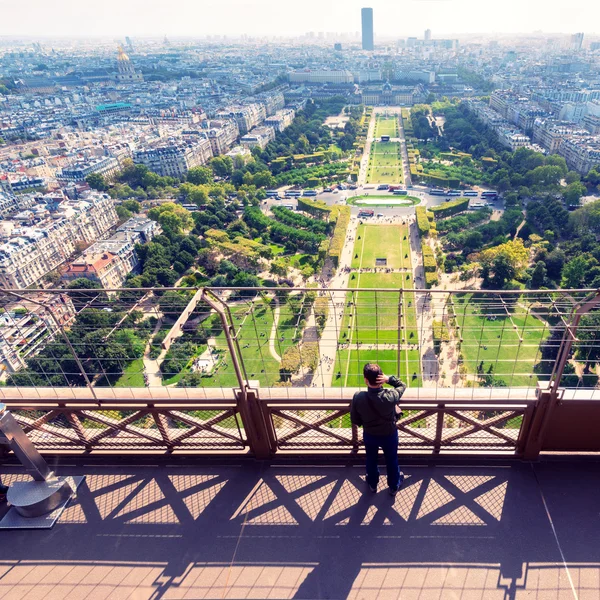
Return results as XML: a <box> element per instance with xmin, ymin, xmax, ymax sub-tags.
<box><xmin>429</xmin><ymin>189</ymin><xmax>446</xmax><ymax>196</ymax></box>
<box><xmin>381</xmin><ymin>135</ymin><xmax>390</xmax><ymax>142</ymax></box>
<box><xmin>393</xmin><ymin>190</ymin><xmax>408</xmax><ymax>195</ymax></box>
<box><xmin>286</xmin><ymin>190</ymin><xmax>301</xmax><ymax>197</ymax></box>
<box><xmin>447</xmin><ymin>190</ymin><xmax>462</xmax><ymax>196</ymax></box>
<box><xmin>481</xmin><ymin>190</ymin><xmax>498</xmax><ymax>199</ymax></box>
<box><xmin>469</xmin><ymin>202</ymin><xmax>487</xmax><ymax>210</ymax></box>
<box><xmin>377</xmin><ymin>184</ymin><xmax>390</xmax><ymax>190</ymax></box>
<box><xmin>358</xmin><ymin>209</ymin><xmax>374</xmax><ymax>217</ymax></box>
<box><xmin>303</xmin><ymin>190</ymin><xmax>317</xmax><ymax>197</ymax></box>
<box><xmin>464</xmin><ymin>191</ymin><xmax>479</xmax><ymax>197</ymax></box>
<box><xmin>266</xmin><ymin>190</ymin><xmax>280</xmax><ymax>197</ymax></box>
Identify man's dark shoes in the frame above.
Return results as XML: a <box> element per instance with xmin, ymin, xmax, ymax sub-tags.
<box><xmin>389</xmin><ymin>472</ymin><xmax>405</xmax><ymax>497</ymax></box>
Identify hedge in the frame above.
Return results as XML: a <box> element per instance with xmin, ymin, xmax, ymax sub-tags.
<box><xmin>429</xmin><ymin>197</ymin><xmax>470</xmax><ymax>220</ymax></box>
<box><xmin>314</xmin><ymin>297</ymin><xmax>329</xmax><ymax>336</ymax></box>
<box><xmin>420</xmin><ymin>173</ymin><xmax>460</xmax><ymax>188</ymax></box>
<box><xmin>425</xmin><ymin>271</ymin><xmax>439</xmax><ymax>288</ymax></box>
<box><xmin>297</xmin><ymin>197</ymin><xmax>332</xmax><ymax>219</ymax></box>
<box><xmin>422</xmin><ymin>242</ymin><xmax>437</xmax><ymax>273</ymax></box>
<box><xmin>415</xmin><ymin>206</ymin><xmax>430</xmax><ymax>237</ymax></box>
<box><xmin>328</xmin><ymin>206</ymin><xmax>351</xmax><ymax>268</ymax></box>
<box><xmin>432</xmin><ymin>320</ymin><xmax>450</xmax><ymax>354</ymax></box>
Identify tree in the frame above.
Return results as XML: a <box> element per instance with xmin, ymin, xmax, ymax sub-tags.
<box><xmin>159</xmin><ymin>291</ymin><xmax>190</xmax><ymax>318</ymax></box>
<box><xmin>530</xmin><ymin>261</ymin><xmax>546</xmax><ymax>289</ymax></box>
<box><xmin>186</xmin><ymin>166</ymin><xmax>213</xmax><ymax>185</ymax></box>
<box><xmin>545</xmin><ymin>249</ymin><xmax>565</xmax><ymax>280</ymax></box>
<box><xmin>561</xmin><ymin>255</ymin><xmax>587</xmax><ymax>288</ymax></box>
<box><xmin>563</xmin><ymin>182</ymin><xmax>586</xmax><ymax>208</ymax></box>
<box><xmin>122</xmin><ymin>199</ymin><xmax>141</xmax><ymax>213</ymax></box>
<box><xmin>490</xmin><ymin>254</ymin><xmax>515</xmax><ymax>288</ymax></box>
<box><xmin>211</xmin><ymin>156</ymin><xmax>234</xmax><ymax>178</ymax></box>
<box><xmin>116</xmin><ymin>205</ymin><xmax>132</xmax><ymax>221</ymax></box>
<box><xmin>86</xmin><ymin>173</ymin><xmax>107</xmax><ymax>191</ymax></box>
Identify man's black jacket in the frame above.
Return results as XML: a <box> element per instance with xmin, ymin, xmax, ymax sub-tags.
<box><xmin>350</xmin><ymin>376</ymin><xmax>406</xmax><ymax>436</ymax></box>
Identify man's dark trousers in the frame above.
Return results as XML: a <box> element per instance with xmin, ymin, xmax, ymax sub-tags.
<box><xmin>364</xmin><ymin>429</ymin><xmax>402</xmax><ymax>490</ymax></box>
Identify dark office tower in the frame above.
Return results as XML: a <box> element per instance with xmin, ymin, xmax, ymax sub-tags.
<box><xmin>361</xmin><ymin>8</ymin><xmax>374</xmax><ymax>51</ymax></box>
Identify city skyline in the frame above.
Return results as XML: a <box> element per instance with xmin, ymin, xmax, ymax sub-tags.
<box><xmin>0</xmin><ymin>0</ymin><xmax>599</xmax><ymax>38</ymax></box>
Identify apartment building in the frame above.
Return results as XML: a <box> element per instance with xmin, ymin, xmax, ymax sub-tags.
<box><xmin>532</xmin><ymin>120</ymin><xmax>588</xmax><ymax>154</ymax></box>
<box><xmin>264</xmin><ymin>109</ymin><xmax>295</xmax><ymax>133</ymax></box>
<box><xmin>205</xmin><ymin>120</ymin><xmax>240</xmax><ymax>155</ymax></box>
<box><xmin>59</xmin><ymin>156</ymin><xmax>120</xmax><ymax>183</ymax></box>
<box><xmin>216</xmin><ymin>104</ymin><xmax>266</xmax><ymax>135</ymax></box>
<box><xmin>133</xmin><ymin>138</ymin><xmax>213</xmax><ymax>177</ymax></box>
<box><xmin>558</xmin><ymin>137</ymin><xmax>600</xmax><ymax>174</ymax></box>
<box><xmin>288</xmin><ymin>70</ymin><xmax>354</xmax><ymax>85</ymax></box>
<box><xmin>0</xmin><ymin>293</ymin><xmax>76</xmax><ymax>375</ymax></box>
<box><xmin>240</xmin><ymin>125</ymin><xmax>276</xmax><ymax>150</ymax></box>
<box><xmin>0</xmin><ymin>192</ymin><xmax>117</xmax><ymax>289</ymax></box>
<box><xmin>0</xmin><ymin>192</ymin><xmax>20</xmax><ymax>219</ymax></box>
<box><xmin>255</xmin><ymin>91</ymin><xmax>285</xmax><ymax>117</ymax></box>
<box><xmin>64</xmin><ymin>216</ymin><xmax>161</xmax><ymax>290</ymax></box>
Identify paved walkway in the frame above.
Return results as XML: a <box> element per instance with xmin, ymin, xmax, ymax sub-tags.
<box><xmin>311</xmin><ymin>219</ymin><xmax>359</xmax><ymax>388</ymax></box>
<box><xmin>0</xmin><ymin>459</ymin><xmax>597</xmax><ymax>599</ymax></box>
<box><xmin>268</xmin><ymin>298</ymin><xmax>282</xmax><ymax>363</ymax></box>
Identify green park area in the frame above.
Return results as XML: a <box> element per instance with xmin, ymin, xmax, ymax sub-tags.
<box><xmin>335</xmin><ymin>224</ymin><xmax>420</xmax><ymax>388</ymax></box>
<box><xmin>374</xmin><ymin>115</ymin><xmax>399</xmax><ymax>138</ymax></box>
<box><xmin>452</xmin><ymin>294</ymin><xmax>550</xmax><ymax>387</ymax></box>
<box><xmin>366</xmin><ymin>141</ymin><xmax>403</xmax><ymax>184</ymax></box>
<box><xmin>350</xmin><ymin>223</ymin><xmax>412</xmax><ymax>270</ymax></box>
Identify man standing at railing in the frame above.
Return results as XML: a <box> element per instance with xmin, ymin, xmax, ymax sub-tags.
<box><xmin>351</xmin><ymin>364</ymin><xmax>406</xmax><ymax>497</ymax></box>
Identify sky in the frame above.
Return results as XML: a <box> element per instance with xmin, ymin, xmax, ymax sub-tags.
<box><xmin>0</xmin><ymin>0</ymin><xmax>598</xmax><ymax>38</ymax></box>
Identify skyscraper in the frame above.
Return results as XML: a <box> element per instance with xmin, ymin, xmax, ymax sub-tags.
<box><xmin>361</xmin><ymin>8</ymin><xmax>374</xmax><ymax>51</ymax></box>
<box><xmin>424</xmin><ymin>29</ymin><xmax>432</xmax><ymax>41</ymax></box>
<box><xmin>571</xmin><ymin>32</ymin><xmax>584</xmax><ymax>51</ymax></box>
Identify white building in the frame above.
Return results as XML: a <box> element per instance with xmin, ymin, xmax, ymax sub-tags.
<box><xmin>0</xmin><ymin>293</ymin><xmax>76</xmax><ymax>375</ymax></box>
<box><xmin>264</xmin><ymin>109</ymin><xmax>295</xmax><ymax>133</ymax></box>
<box><xmin>240</xmin><ymin>125</ymin><xmax>276</xmax><ymax>150</ymax></box>
<box><xmin>133</xmin><ymin>138</ymin><xmax>213</xmax><ymax>178</ymax></box>
<box><xmin>0</xmin><ymin>192</ymin><xmax>117</xmax><ymax>289</ymax></box>
<box><xmin>288</xmin><ymin>70</ymin><xmax>354</xmax><ymax>84</ymax></box>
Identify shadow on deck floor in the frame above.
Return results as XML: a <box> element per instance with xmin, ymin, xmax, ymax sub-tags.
<box><xmin>0</xmin><ymin>458</ymin><xmax>598</xmax><ymax>599</ymax></box>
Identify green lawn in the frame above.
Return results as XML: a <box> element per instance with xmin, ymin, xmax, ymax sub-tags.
<box><xmin>453</xmin><ymin>294</ymin><xmax>550</xmax><ymax>387</ymax></box>
<box><xmin>374</xmin><ymin>116</ymin><xmax>399</xmax><ymax>138</ymax></box>
<box><xmin>114</xmin><ymin>358</ymin><xmax>145</xmax><ymax>388</ymax></box>
<box><xmin>341</xmin><ymin>272</ymin><xmax>418</xmax><ymax>344</ymax></box>
<box><xmin>198</xmin><ymin>302</ymin><xmax>282</xmax><ymax>388</ymax></box>
<box><xmin>366</xmin><ymin>141</ymin><xmax>403</xmax><ymax>184</ymax></box>
<box><xmin>333</xmin><ymin>349</ymin><xmax>421</xmax><ymax>388</ymax></box>
<box><xmin>350</xmin><ymin>224</ymin><xmax>411</xmax><ymax>269</ymax></box>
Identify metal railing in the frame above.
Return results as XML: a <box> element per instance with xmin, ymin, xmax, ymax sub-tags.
<box><xmin>0</xmin><ymin>286</ymin><xmax>599</xmax><ymax>458</ymax></box>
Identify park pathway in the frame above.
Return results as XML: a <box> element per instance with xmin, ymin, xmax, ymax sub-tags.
<box><xmin>311</xmin><ymin>218</ymin><xmax>359</xmax><ymax>388</ymax></box>
<box><xmin>268</xmin><ymin>298</ymin><xmax>282</xmax><ymax>363</ymax></box>
<box><xmin>143</xmin><ymin>317</ymin><xmax>164</xmax><ymax>387</ymax></box>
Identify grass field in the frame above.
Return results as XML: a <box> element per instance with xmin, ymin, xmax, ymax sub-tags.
<box><xmin>453</xmin><ymin>294</ymin><xmax>550</xmax><ymax>387</ymax></box>
<box><xmin>366</xmin><ymin>141</ymin><xmax>403</xmax><ymax>184</ymax></box>
<box><xmin>114</xmin><ymin>358</ymin><xmax>145</xmax><ymax>387</ymax></box>
<box><xmin>374</xmin><ymin>115</ymin><xmax>399</xmax><ymax>138</ymax></box>
<box><xmin>200</xmin><ymin>302</ymin><xmax>281</xmax><ymax>387</ymax></box>
<box><xmin>336</xmin><ymin>222</ymin><xmax>420</xmax><ymax>387</ymax></box>
<box><xmin>350</xmin><ymin>224</ymin><xmax>411</xmax><ymax>269</ymax></box>
<box><xmin>333</xmin><ymin>349</ymin><xmax>421</xmax><ymax>388</ymax></box>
